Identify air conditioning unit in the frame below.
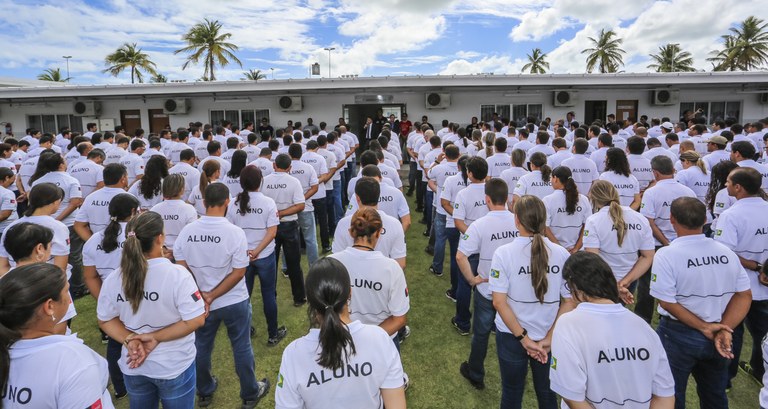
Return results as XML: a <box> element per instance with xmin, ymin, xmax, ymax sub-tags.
<box><xmin>163</xmin><ymin>98</ymin><xmax>190</xmax><ymax>114</ymax></box>
<box><xmin>759</xmin><ymin>92</ymin><xmax>768</xmax><ymax>105</ymax></box>
<box><xmin>73</xmin><ymin>101</ymin><xmax>102</xmax><ymax>117</ymax></box>
<box><xmin>553</xmin><ymin>90</ymin><xmax>578</xmax><ymax>107</ymax></box>
<box><xmin>425</xmin><ymin>92</ymin><xmax>450</xmax><ymax>109</ymax></box>
<box><xmin>279</xmin><ymin>96</ymin><xmax>303</xmax><ymax>112</ymax></box>
<box><xmin>651</xmin><ymin>89</ymin><xmax>679</xmax><ymax>106</ymax></box>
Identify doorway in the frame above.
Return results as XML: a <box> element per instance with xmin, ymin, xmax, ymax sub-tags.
<box><xmin>119</xmin><ymin>110</ymin><xmax>142</xmax><ymax>136</ymax></box>
<box><xmin>584</xmin><ymin>101</ymin><xmax>607</xmax><ymax>125</ymax></box>
<box><xmin>343</xmin><ymin>104</ymin><xmax>406</xmax><ymax>139</ymax></box>
<box><xmin>148</xmin><ymin>109</ymin><xmax>170</xmax><ymax>134</ymax></box>
<box><xmin>616</xmin><ymin>100</ymin><xmax>639</xmax><ymax>124</ymax></box>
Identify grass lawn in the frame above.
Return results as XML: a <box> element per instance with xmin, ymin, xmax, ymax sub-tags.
<box><xmin>71</xmin><ymin>185</ymin><xmax>762</xmax><ymax>408</ymax></box>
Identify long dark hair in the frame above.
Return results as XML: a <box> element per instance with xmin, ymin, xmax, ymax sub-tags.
<box><xmin>120</xmin><ymin>212</ymin><xmax>164</xmax><ymax>313</ymax></box>
<box><xmin>3</xmin><ymin>223</ymin><xmax>53</xmax><ymax>263</ymax></box>
<box><xmin>29</xmin><ymin>151</ymin><xmax>63</xmax><ymax>184</ymax></box>
<box><xmin>457</xmin><ymin>155</ymin><xmax>469</xmax><ymax>185</ymax></box>
<box><xmin>139</xmin><ymin>155</ymin><xmax>168</xmax><ymax>200</ymax></box>
<box><xmin>102</xmin><ymin>194</ymin><xmax>140</xmax><ymax>253</ymax></box>
<box><xmin>199</xmin><ymin>160</ymin><xmax>220</xmax><ymax>195</ymax></box>
<box><xmin>514</xmin><ymin>195</ymin><xmax>550</xmax><ymax>303</ymax></box>
<box><xmin>306</xmin><ymin>257</ymin><xmax>356</xmax><ymax>370</ymax></box>
<box><xmin>236</xmin><ymin>165</ymin><xmax>264</xmax><ymax>215</ymax></box>
<box><xmin>0</xmin><ymin>263</ymin><xmax>67</xmax><ymax>394</ymax></box>
<box><xmin>227</xmin><ymin>150</ymin><xmax>248</xmax><ymax>179</ymax></box>
<box><xmin>529</xmin><ymin>152</ymin><xmax>551</xmax><ymax>182</ymax></box>
<box><xmin>23</xmin><ymin>183</ymin><xmax>63</xmax><ymax>217</ymax></box>
<box><xmin>552</xmin><ymin>166</ymin><xmax>579</xmax><ymax>215</ymax></box>
<box><xmin>563</xmin><ymin>252</ymin><xmax>621</xmax><ymax>303</ymax></box>
<box><xmin>706</xmin><ymin>160</ymin><xmax>738</xmax><ymax>212</ymax></box>
<box><xmin>605</xmin><ymin>147</ymin><xmax>631</xmax><ymax>177</ymax></box>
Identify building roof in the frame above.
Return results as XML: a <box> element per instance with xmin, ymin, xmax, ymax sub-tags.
<box><xmin>0</xmin><ymin>76</ymin><xmax>67</xmax><ymax>89</ymax></box>
<box><xmin>1</xmin><ymin>72</ymin><xmax>767</xmax><ymax>101</ymax></box>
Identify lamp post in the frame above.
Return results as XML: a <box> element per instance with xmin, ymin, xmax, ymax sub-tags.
<box><xmin>323</xmin><ymin>47</ymin><xmax>336</xmax><ymax>78</ymax></box>
<box><xmin>62</xmin><ymin>56</ymin><xmax>72</xmax><ymax>82</ymax></box>
<box><xmin>270</xmin><ymin>67</ymin><xmax>275</xmax><ymax>80</ymax></box>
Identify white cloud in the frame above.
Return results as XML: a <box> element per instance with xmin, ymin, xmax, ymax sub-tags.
<box><xmin>509</xmin><ymin>8</ymin><xmax>566</xmax><ymax>41</ymax></box>
<box><xmin>440</xmin><ymin>55</ymin><xmax>526</xmax><ymax>75</ymax></box>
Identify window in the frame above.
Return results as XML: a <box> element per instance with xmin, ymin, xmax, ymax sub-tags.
<box><xmin>26</xmin><ymin>114</ymin><xmax>83</xmax><ymax>134</ymax></box>
<box><xmin>511</xmin><ymin>104</ymin><xmax>543</xmax><ymax>127</ymax></box>
<box><xmin>209</xmin><ymin>109</ymin><xmax>270</xmax><ymax>128</ymax></box>
<box><xmin>680</xmin><ymin>101</ymin><xmax>741</xmax><ymax>122</ymax></box>
<box><xmin>480</xmin><ymin>104</ymin><xmax>510</xmax><ymax>123</ymax></box>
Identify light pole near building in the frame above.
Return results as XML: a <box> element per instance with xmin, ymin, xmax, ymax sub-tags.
<box><xmin>323</xmin><ymin>47</ymin><xmax>335</xmax><ymax>78</ymax></box>
<box><xmin>270</xmin><ymin>67</ymin><xmax>275</xmax><ymax>80</ymax></box>
<box><xmin>62</xmin><ymin>55</ymin><xmax>72</xmax><ymax>82</ymax></box>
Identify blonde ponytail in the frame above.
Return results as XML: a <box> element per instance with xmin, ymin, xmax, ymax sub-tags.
<box><xmin>589</xmin><ymin>180</ymin><xmax>626</xmax><ymax>246</ymax></box>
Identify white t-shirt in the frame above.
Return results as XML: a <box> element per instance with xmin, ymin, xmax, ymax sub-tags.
<box><xmin>561</xmin><ymin>154</ymin><xmax>599</xmax><ymax>194</ymax></box>
<box><xmin>32</xmin><ymin>172</ymin><xmax>83</xmax><ymax>226</ymax></box>
<box><xmin>169</xmin><ymin>142</ymin><xmax>192</xmax><ymax>164</ymax></box>
<box><xmin>714</xmin><ymin>197</ymin><xmax>768</xmax><ymax>301</ymax></box>
<box><xmin>249</xmin><ymin>157</ymin><xmax>275</xmax><ymax>179</ymax></box>
<box><xmin>345</xmin><ymin>183</ymin><xmax>409</xmax><ymax>221</ymax></box>
<box><xmin>458</xmin><ymin>210</ymin><xmax>519</xmax><ymax>299</ymax></box>
<box><xmin>702</xmin><ymin>150</ymin><xmax>730</xmax><ymax>170</ymax></box>
<box><xmin>428</xmin><ymin>161</ymin><xmax>459</xmax><ymax>215</ymax></box>
<box><xmin>198</xmin><ymin>155</ymin><xmax>231</xmax><ymax>177</ymax></box>
<box><xmin>639</xmin><ymin>179</ymin><xmax>696</xmax><ymax>246</ymax></box>
<box><xmin>549</xmin><ymin>303</ymin><xmax>675</xmax><ymax>409</ymax></box>
<box><xmin>262</xmin><ymin>172</ymin><xmax>306</xmax><ymax>222</ymax></box>
<box><xmin>82</xmin><ymin>222</ymin><xmax>127</xmax><ymax>281</ymax></box>
<box><xmin>97</xmin><ymin>257</ymin><xmax>205</xmax><ymax>379</ymax></box>
<box><xmin>598</xmin><ymin>172</ymin><xmax>640</xmax><ymax>208</ymax></box>
<box><xmin>168</xmin><ymin>162</ymin><xmax>201</xmax><ymax>200</ymax></box>
<box><xmin>543</xmin><ymin>190</ymin><xmax>592</xmax><ymax>250</ymax></box>
<box><xmin>150</xmin><ymin>199</ymin><xmax>199</xmax><ymax>248</ymax></box>
<box><xmin>4</xmin><ymin>335</ymin><xmax>114</xmax><ymax>409</ymax></box>
<box><xmin>0</xmin><ymin>185</ymin><xmax>19</xmax><ymax>234</ymax></box>
<box><xmin>332</xmin><ymin>209</ymin><xmax>406</xmax><ymax>260</ymax></box>
<box><xmin>375</xmin><ymin>163</ymin><xmax>402</xmax><ymax>189</ymax></box>
<box><xmin>440</xmin><ymin>173</ymin><xmax>468</xmax><ymax>229</ymax></box>
<box><xmin>627</xmin><ymin>154</ymin><xmax>654</xmax><ymax>191</ymax></box>
<box><xmin>17</xmin><ymin>155</ymin><xmax>39</xmax><ymax>193</ymax></box>
<box><xmin>0</xmin><ymin>215</ymin><xmax>70</xmax><ymax>274</ymax></box>
<box><xmin>346</xmin><ymin>176</ymin><xmax>394</xmax><ymax>201</ymax></box>
<box><xmin>486</xmin><ymin>153</ymin><xmax>511</xmax><ymax>178</ymax></box>
<box><xmin>119</xmin><ymin>152</ymin><xmax>145</xmax><ymax>186</ymax></box>
<box><xmin>174</xmin><ymin>216</ymin><xmax>250</xmax><ymax>310</ymax></box>
<box><xmin>548</xmin><ymin>150</ymin><xmax>573</xmax><ymax>169</ymax></box>
<box><xmin>736</xmin><ymin>160</ymin><xmax>768</xmax><ymax>192</ymax></box>
<box><xmin>489</xmin><ymin>236</ymin><xmax>571</xmax><ymax>340</ymax></box>
<box><xmin>513</xmin><ymin>170</ymin><xmax>554</xmax><ymax>200</ymax></box>
<box><xmin>222</xmin><ymin>175</ymin><xmax>242</xmax><ymax>198</ymax></box>
<box><xmin>275</xmin><ymin>321</ymin><xmax>404</xmax><ymax>409</ymax></box>
<box><xmin>330</xmin><ymin>248</ymin><xmax>409</xmax><ymax>331</ymax></box>
<box><xmin>711</xmin><ymin>188</ymin><xmax>736</xmax><ymax>230</ymax></box>
<box><xmin>300</xmin><ymin>152</ymin><xmax>329</xmax><ymax>200</ymax></box>
<box><xmin>583</xmin><ymin>206</ymin><xmax>654</xmax><ymax>281</ymax></box>
<box><xmin>651</xmin><ymin>234</ymin><xmax>751</xmax><ymax>322</ymax></box>
<box><xmin>104</xmin><ymin>146</ymin><xmax>127</xmax><ymax>165</ymax></box>
<box><xmin>127</xmin><ymin>180</ymin><xmax>163</xmax><ymax>211</ymax></box>
<box><xmin>194</xmin><ymin>140</ymin><xmax>210</xmax><ymax>160</ymax></box>
<box><xmin>76</xmin><ymin>187</ymin><xmax>128</xmax><ymax>233</ymax></box>
<box><xmin>289</xmin><ymin>160</ymin><xmax>320</xmax><ymax>212</ymax></box>
<box><xmin>642</xmin><ymin>147</ymin><xmax>676</xmax><ymax>163</ymax></box>
<box><xmin>590</xmin><ymin>147</ymin><xmax>610</xmax><ymax>172</ymax></box>
<box><xmin>226</xmin><ymin>192</ymin><xmax>280</xmax><ymax>259</ymax></box>
<box><xmin>499</xmin><ymin>167</ymin><xmax>528</xmax><ymax>204</ymax></box>
<box><xmin>67</xmin><ymin>159</ymin><xmax>104</xmax><ymax>198</ymax></box>
<box><xmin>675</xmin><ymin>167</ymin><xmax>710</xmax><ymax>206</ymax></box>
<box><xmin>316</xmin><ymin>149</ymin><xmax>337</xmax><ymax>190</ymax></box>
<box><xmin>453</xmin><ymin>183</ymin><xmax>489</xmax><ymax>228</ymax></box>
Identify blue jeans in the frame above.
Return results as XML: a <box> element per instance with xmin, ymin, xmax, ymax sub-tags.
<box><xmin>730</xmin><ymin>300</ymin><xmax>768</xmax><ymax>383</ymax></box>
<box><xmin>245</xmin><ymin>253</ymin><xmax>278</xmax><ymax>338</ymax></box>
<box><xmin>496</xmin><ymin>331</ymin><xmax>557</xmax><ymax>409</ymax></box>
<box><xmin>298</xmin><ymin>211</ymin><xmax>318</xmax><ymax>266</ymax></box>
<box><xmin>332</xmin><ymin>180</ymin><xmax>343</xmax><ymax>226</ymax></box>
<box><xmin>424</xmin><ymin>190</ymin><xmax>434</xmax><ymax>231</ymax></box>
<box><xmin>465</xmin><ymin>289</ymin><xmax>496</xmax><ymax>383</ymax></box>
<box><xmin>430</xmin><ymin>213</ymin><xmax>448</xmax><ymax>274</ymax></box>
<box><xmin>454</xmin><ymin>252</ymin><xmax>478</xmax><ymax>332</ymax></box>
<box><xmin>195</xmin><ymin>299</ymin><xmax>259</xmax><ymax>401</ymax></box>
<box><xmin>657</xmin><ymin>317</ymin><xmax>729</xmax><ymax>409</ymax></box>
<box><xmin>123</xmin><ymin>363</ymin><xmax>195</xmax><ymax>409</ymax></box>
<box><xmin>106</xmin><ymin>336</ymin><xmax>126</xmax><ymax>396</ymax></box>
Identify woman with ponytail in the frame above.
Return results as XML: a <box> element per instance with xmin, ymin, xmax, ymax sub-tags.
<box><xmin>0</xmin><ymin>263</ymin><xmax>114</xmax><ymax>409</ymax></box>
<box><xmin>275</xmin><ymin>258</ymin><xmax>406</xmax><ymax>409</ymax></box>
<box><xmin>512</xmin><ymin>152</ymin><xmax>553</xmax><ymax>208</ymax></box>
<box><xmin>705</xmin><ymin>160</ymin><xmax>738</xmax><ymax>231</ymax></box>
<box><xmin>599</xmin><ymin>148</ymin><xmax>641</xmax><ymax>210</ymax></box>
<box><xmin>584</xmin><ymin>180</ymin><xmax>655</xmax><ymax>303</ymax></box>
<box><xmin>676</xmin><ymin>150</ymin><xmax>710</xmax><ymax>207</ymax></box>
<box><xmin>466</xmin><ymin>129</ymin><xmax>483</xmax><ymax>157</ymax></box>
<box><xmin>127</xmin><ymin>155</ymin><xmax>168</xmax><ymax>211</ymax></box>
<box><xmin>542</xmin><ymin>166</ymin><xmax>592</xmax><ymax>253</ymax></box>
<box><xmin>29</xmin><ymin>151</ymin><xmax>83</xmax><ymax>225</ymax></box>
<box><xmin>188</xmin><ymin>159</ymin><xmax>221</xmax><ymax>216</ymax></box>
<box><xmin>224</xmin><ymin>150</ymin><xmax>248</xmax><ymax>197</ymax></box>
<box><xmin>478</xmin><ymin>131</ymin><xmax>495</xmax><ymax>159</ymax></box>
<box><xmin>500</xmin><ymin>149</ymin><xmax>529</xmax><ymax>207</ymax></box>
<box><xmin>97</xmin><ymin>211</ymin><xmax>205</xmax><ymax>408</ymax></box>
<box><xmin>150</xmin><ymin>174</ymin><xmax>198</xmax><ymax>253</ymax></box>
<box><xmin>489</xmin><ymin>195</ymin><xmax>573</xmax><ymax>409</ymax></box>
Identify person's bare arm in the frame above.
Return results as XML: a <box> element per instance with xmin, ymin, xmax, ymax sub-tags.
<box><xmin>649</xmin><ymin>395</ymin><xmax>675</xmax><ymax>409</ymax></box>
<box><xmin>279</xmin><ymin>203</ymin><xmax>305</xmax><ymax>217</ymax></box>
<box><xmin>74</xmin><ymin>221</ymin><xmax>93</xmax><ymax>241</ymax></box>
<box><xmin>304</xmin><ymin>184</ymin><xmax>319</xmax><ymax>200</ymax></box>
<box><xmin>249</xmin><ymin>226</ymin><xmax>277</xmax><ymax>260</ymax></box>
<box><xmin>380</xmin><ymin>388</ymin><xmax>406</xmax><ymax>409</ymax></box>
<box><xmin>56</xmin><ymin>197</ymin><xmax>83</xmax><ymax>221</ymax></box>
<box><xmin>399</xmin><ymin>214</ymin><xmax>411</xmax><ymax>233</ymax></box>
<box><xmin>454</xmin><ymin>219</ymin><xmax>469</xmax><ymax>234</ymax></box>
<box><xmin>630</xmin><ymin>193</ymin><xmax>641</xmax><ymax>211</ymax></box>
<box><xmin>83</xmin><ymin>265</ymin><xmax>103</xmax><ymax>300</ymax></box>
<box><xmin>441</xmin><ymin>198</ymin><xmax>453</xmax><ymax>215</ymax></box>
<box><xmin>379</xmin><ymin>315</ymin><xmax>407</xmax><ymax>336</ymax></box>
<box><xmin>647</xmin><ymin>218</ymin><xmax>670</xmax><ymax>246</ymax></box>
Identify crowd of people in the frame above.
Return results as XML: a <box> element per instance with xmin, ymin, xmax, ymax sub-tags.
<box><xmin>0</xmin><ymin>109</ymin><xmax>767</xmax><ymax>408</ymax></box>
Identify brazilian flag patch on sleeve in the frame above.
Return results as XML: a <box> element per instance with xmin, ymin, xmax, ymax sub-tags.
<box><xmin>490</xmin><ymin>269</ymin><xmax>500</xmax><ymax>279</ymax></box>
<box><xmin>277</xmin><ymin>373</ymin><xmax>284</xmax><ymax>388</ymax></box>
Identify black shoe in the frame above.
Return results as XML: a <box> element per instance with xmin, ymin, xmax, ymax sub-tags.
<box><xmin>322</xmin><ymin>246</ymin><xmax>332</xmax><ymax>254</ymax></box>
<box><xmin>429</xmin><ymin>266</ymin><xmax>443</xmax><ymax>277</ymax></box>
<box><xmin>415</xmin><ymin>207</ymin><xmax>424</xmax><ymax>213</ymax></box>
<box><xmin>114</xmin><ymin>390</ymin><xmax>127</xmax><ymax>400</ymax></box>
<box><xmin>460</xmin><ymin>361</ymin><xmax>485</xmax><ymax>390</ymax></box>
<box><xmin>451</xmin><ymin>317</ymin><xmax>469</xmax><ymax>335</ymax></box>
<box><xmin>425</xmin><ymin>246</ymin><xmax>434</xmax><ymax>255</ymax></box>
<box><xmin>268</xmin><ymin>326</ymin><xmax>288</xmax><ymax>347</ymax></box>
<box><xmin>422</xmin><ymin>230</ymin><xmax>430</xmax><ymax>237</ymax></box>
<box><xmin>198</xmin><ymin>376</ymin><xmax>218</xmax><ymax>407</ymax></box>
<box><xmin>406</xmin><ymin>189</ymin><xmax>413</xmax><ymax>196</ymax></box>
<box><xmin>101</xmin><ymin>332</ymin><xmax>109</xmax><ymax>345</ymax></box>
<box><xmin>445</xmin><ymin>289</ymin><xmax>457</xmax><ymax>303</ymax></box>
<box><xmin>293</xmin><ymin>299</ymin><xmax>307</xmax><ymax>307</ymax></box>
<box><xmin>242</xmin><ymin>379</ymin><xmax>270</xmax><ymax>409</ymax></box>
<box><xmin>250</xmin><ymin>326</ymin><xmax>256</xmax><ymax>338</ymax></box>
<box><xmin>282</xmin><ymin>271</ymin><xmax>289</xmax><ymax>278</ymax></box>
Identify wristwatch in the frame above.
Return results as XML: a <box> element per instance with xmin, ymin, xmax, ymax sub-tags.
<box><xmin>515</xmin><ymin>328</ymin><xmax>528</xmax><ymax>341</ymax></box>
<box><xmin>755</xmin><ymin>262</ymin><xmax>763</xmax><ymax>272</ymax></box>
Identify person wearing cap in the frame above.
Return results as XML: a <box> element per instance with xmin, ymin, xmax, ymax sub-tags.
<box><xmin>703</xmin><ymin>135</ymin><xmax>731</xmax><ymax>170</ymax></box>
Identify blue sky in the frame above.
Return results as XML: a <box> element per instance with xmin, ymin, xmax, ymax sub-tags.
<box><xmin>0</xmin><ymin>0</ymin><xmax>759</xmax><ymax>84</ymax></box>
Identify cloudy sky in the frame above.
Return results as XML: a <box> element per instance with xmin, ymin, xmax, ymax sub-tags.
<box><xmin>0</xmin><ymin>0</ymin><xmax>761</xmax><ymax>84</ymax></box>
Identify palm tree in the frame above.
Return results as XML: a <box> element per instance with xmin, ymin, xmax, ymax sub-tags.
<box><xmin>581</xmin><ymin>29</ymin><xmax>626</xmax><ymax>73</ymax></box>
<box><xmin>103</xmin><ymin>43</ymin><xmax>158</xmax><ymax>84</ymax></box>
<box><xmin>150</xmin><ymin>73</ymin><xmax>167</xmax><ymax>83</ymax></box>
<box><xmin>37</xmin><ymin>68</ymin><xmax>69</xmax><ymax>82</ymax></box>
<box><xmin>521</xmin><ymin>48</ymin><xmax>549</xmax><ymax>74</ymax></box>
<box><xmin>242</xmin><ymin>69</ymin><xmax>267</xmax><ymax>81</ymax></box>
<box><xmin>647</xmin><ymin>43</ymin><xmax>696</xmax><ymax>72</ymax></box>
<box><xmin>175</xmin><ymin>18</ymin><xmax>242</xmax><ymax>81</ymax></box>
<box><xmin>708</xmin><ymin>16</ymin><xmax>768</xmax><ymax>71</ymax></box>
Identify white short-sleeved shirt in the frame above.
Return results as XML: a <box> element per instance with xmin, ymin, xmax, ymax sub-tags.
<box><xmin>428</xmin><ymin>161</ymin><xmax>459</xmax><ymax>215</ymax></box>
<box><xmin>226</xmin><ymin>192</ymin><xmax>280</xmax><ymax>259</ymax></box>
<box><xmin>675</xmin><ymin>166</ymin><xmax>710</xmax><ymax>205</ymax></box>
<box><xmin>332</xmin><ymin>209</ymin><xmax>406</xmax><ymax>260</ymax></box>
<box><xmin>169</xmin><ymin>162</ymin><xmax>201</xmax><ymax>200</ymax></box>
<box><xmin>703</xmin><ymin>150</ymin><xmax>731</xmax><ymax>170</ymax></box>
<box><xmin>345</xmin><ymin>183</ymin><xmax>409</xmax><ymax>221</ymax></box>
<box><xmin>32</xmin><ymin>172</ymin><xmax>82</xmax><ymax>226</ymax></box>
<box><xmin>222</xmin><ymin>175</ymin><xmax>242</xmax><ymax>198</ymax></box>
<box><xmin>68</xmin><ymin>159</ymin><xmax>104</xmax><ymax>198</ymax></box>
<box><xmin>486</xmin><ymin>153</ymin><xmax>511</xmax><ymax>178</ymax></box>
<box><xmin>583</xmin><ymin>206</ymin><xmax>654</xmax><ymax>281</ymax></box>
<box><xmin>104</xmin><ymin>147</ymin><xmax>127</xmax><ymax>165</ymax></box>
<box><xmin>186</xmin><ymin>181</ymin><xmax>218</xmax><ymax>217</ymax></box>
<box><xmin>489</xmin><ymin>236</ymin><xmax>571</xmax><ymax>340</ymax></box>
<box><xmin>590</xmin><ymin>147</ymin><xmax>610</xmax><ymax>172</ymax></box>
<box><xmin>714</xmin><ymin>197</ymin><xmax>768</xmax><ymax>300</ymax></box>
<box><xmin>330</xmin><ymin>248</ymin><xmax>409</xmax><ymax>330</ymax></box>
<box><xmin>198</xmin><ymin>155</ymin><xmax>231</xmax><ymax>177</ymax></box>
<box><xmin>514</xmin><ymin>170</ymin><xmax>554</xmax><ymax>200</ymax></box>
<box><xmin>453</xmin><ymin>183</ymin><xmax>489</xmax><ymax>228</ymax></box>
<box><xmin>316</xmin><ymin>149</ymin><xmax>337</xmax><ymax>190</ymax></box>
<box><xmin>169</xmin><ymin>142</ymin><xmax>192</xmax><ymax>164</ymax></box>
<box><xmin>736</xmin><ymin>160</ymin><xmax>768</xmax><ymax>192</ymax></box>
<box><xmin>528</xmin><ymin>144</ymin><xmax>556</xmax><ymax>159</ymax></box>
<box><xmin>82</xmin><ymin>222</ymin><xmax>127</xmax><ymax>281</ymax></box>
<box><xmin>97</xmin><ymin>257</ymin><xmax>205</xmax><ymax>379</ymax></box>
<box><xmin>651</xmin><ymin>234</ymin><xmax>751</xmax><ymax>322</ymax></box>
<box><xmin>599</xmin><ymin>172</ymin><xmax>640</xmax><ymax>207</ymax></box>
<box><xmin>0</xmin><ymin>185</ymin><xmax>18</xmax><ymax>234</ymax></box>
<box><xmin>346</xmin><ymin>176</ymin><xmax>394</xmax><ymax>202</ymax></box>
<box><xmin>194</xmin><ymin>140</ymin><xmax>210</xmax><ymax>160</ymax></box>
<box><xmin>543</xmin><ymin>190</ymin><xmax>592</xmax><ymax>249</ymax></box>
<box><xmin>0</xmin><ymin>215</ymin><xmax>70</xmax><ymax>273</ymax></box>
<box><xmin>5</xmin><ymin>335</ymin><xmax>114</xmax><ymax>409</ymax></box>
<box><xmin>262</xmin><ymin>172</ymin><xmax>306</xmax><ymax>222</ymax></box>
<box><xmin>640</xmin><ymin>179</ymin><xmax>696</xmax><ymax>246</ymax></box>
<box><xmin>249</xmin><ymin>157</ymin><xmax>275</xmax><ymax>179</ymax></box>
<box><xmin>174</xmin><ymin>216</ymin><xmax>250</xmax><ymax>310</ymax></box>
<box><xmin>150</xmin><ymin>200</ymin><xmax>199</xmax><ymax>248</ymax></box>
<box><xmin>301</xmin><ymin>152</ymin><xmax>329</xmax><ymax>200</ymax></box>
<box><xmin>711</xmin><ymin>188</ymin><xmax>736</xmax><ymax>229</ymax></box>
<box><xmin>499</xmin><ymin>167</ymin><xmax>528</xmax><ymax>203</ymax></box>
<box><xmin>289</xmin><ymin>160</ymin><xmax>319</xmax><ymax>212</ymax></box>
<box><xmin>119</xmin><ymin>152</ymin><xmax>145</xmax><ymax>186</ymax></box>
<box><xmin>375</xmin><ymin>163</ymin><xmax>402</xmax><ymax>189</ymax></box>
<box><xmin>561</xmin><ymin>154</ymin><xmax>599</xmax><ymax>194</ymax></box>
<box><xmin>627</xmin><ymin>154</ymin><xmax>654</xmax><ymax>191</ymax></box>
<box><xmin>275</xmin><ymin>321</ymin><xmax>404</xmax><ymax>409</ymax></box>
<box><xmin>549</xmin><ymin>303</ymin><xmax>675</xmax><ymax>408</ymax></box>
<box><xmin>75</xmin><ymin>187</ymin><xmax>127</xmax><ymax>233</ymax></box>
<box><xmin>548</xmin><ymin>150</ymin><xmax>573</xmax><ymax>169</ymax></box>
<box><xmin>418</xmin><ymin>145</ymin><xmax>439</xmax><ymax>176</ymax></box>
<box><xmin>642</xmin><ymin>147</ymin><xmax>677</xmax><ymax>163</ymax></box>
<box><xmin>127</xmin><ymin>180</ymin><xmax>163</xmax><ymax>211</ymax></box>
<box><xmin>458</xmin><ymin>210</ymin><xmax>519</xmax><ymax>299</ymax></box>
<box><xmin>440</xmin><ymin>173</ymin><xmax>468</xmax><ymax>229</ymax></box>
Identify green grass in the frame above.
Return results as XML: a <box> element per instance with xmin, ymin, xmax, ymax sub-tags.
<box><xmin>72</xmin><ymin>189</ymin><xmax>762</xmax><ymax>408</ymax></box>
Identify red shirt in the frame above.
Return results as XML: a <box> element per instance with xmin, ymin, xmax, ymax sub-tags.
<box><xmin>399</xmin><ymin>120</ymin><xmax>412</xmax><ymax>137</ymax></box>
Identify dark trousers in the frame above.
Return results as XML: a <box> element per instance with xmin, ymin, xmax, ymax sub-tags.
<box><xmin>274</xmin><ymin>220</ymin><xmax>305</xmax><ymax>303</ymax></box>
<box><xmin>68</xmin><ymin>225</ymin><xmax>86</xmax><ymax>293</ymax></box>
<box><xmin>635</xmin><ymin>245</ymin><xmax>664</xmax><ymax>324</ymax></box>
<box><xmin>730</xmin><ymin>299</ymin><xmax>768</xmax><ymax>383</ymax></box>
<box><xmin>408</xmin><ymin>162</ymin><xmax>418</xmax><ymax>191</ymax></box>
<box><xmin>325</xmin><ymin>190</ymin><xmax>336</xmax><ymax>235</ymax></box>
<box><xmin>424</xmin><ymin>190</ymin><xmax>434</xmax><ymax>232</ymax></box>
<box><xmin>312</xmin><ymin>198</ymin><xmax>330</xmax><ymax>249</ymax></box>
<box><xmin>106</xmin><ymin>335</ymin><xmax>126</xmax><ymax>395</ymax></box>
<box><xmin>416</xmin><ymin>173</ymin><xmax>425</xmax><ymax>209</ymax></box>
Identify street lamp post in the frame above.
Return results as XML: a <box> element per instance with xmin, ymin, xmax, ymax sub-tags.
<box><xmin>270</xmin><ymin>67</ymin><xmax>275</xmax><ymax>80</ymax></box>
<box><xmin>323</xmin><ymin>47</ymin><xmax>336</xmax><ymax>78</ymax></box>
<box><xmin>62</xmin><ymin>56</ymin><xmax>72</xmax><ymax>82</ymax></box>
